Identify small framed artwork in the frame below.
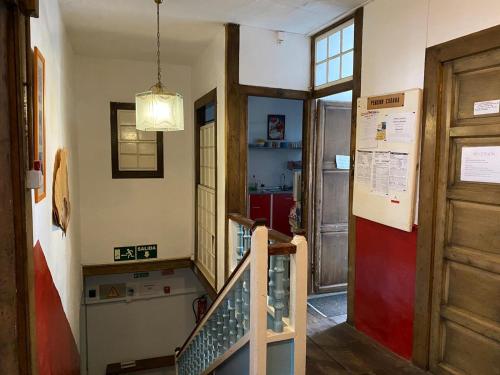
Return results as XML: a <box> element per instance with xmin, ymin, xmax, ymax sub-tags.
<box><xmin>34</xmin><ymin>47</ymin><xmax>46</xmax><ymax>203</ymax></box>
<box><xmin>267</xmin><ymin>114</ymin><xmax>285</xmax><ymax>140</ymax></box>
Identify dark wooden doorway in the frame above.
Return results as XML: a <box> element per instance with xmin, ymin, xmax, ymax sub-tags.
<box><xmin>0</xmin><ymin>1</ymin><xmax>38</xmax><ymax>374</ymax></box>
<box><xmin>414</xmin><ymin>25</ymin><xmax>500</xmax><ymax>371</ymax></box>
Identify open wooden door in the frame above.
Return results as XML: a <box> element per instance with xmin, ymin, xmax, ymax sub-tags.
<box><xmin>424</xmin><ymin>40</ymin><xmax>500</xmax><ymax>374</ymax></box>
<box><xmin>312</xmin><ymin>100</ymin><xmax>352</xmax><ymax>293</ymax></box>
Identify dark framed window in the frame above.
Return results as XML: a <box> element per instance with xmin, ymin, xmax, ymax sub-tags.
<box><xmin>110</xmin><ymin>102</ymin><xmax>164</xmax><ymax>179</ymax></box>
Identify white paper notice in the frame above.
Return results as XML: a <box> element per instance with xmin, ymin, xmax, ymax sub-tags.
<box><xmin>371</xmin><ymin>151</ymin><xmax>390</xmax><ymax>196</ymax></box>
<box><xmin>356</xmin><ymin>150</ymin><xmax>373</xmax><ymax>185</ymax></box>
<box><xmin>336</xmin><ymin>155</ymin><xmax>350</xmax><ymax>170</ymax></box>
<box><xmin>461</xmin><ymin>146</ymin><xmax>500</xmax><ymax>183</ymax></box>
<box><xmin>389</xmin><ymin>152</ymin><xmax>409</xmax><ymax>192</ymax></box>
<box><xmin>386</xmin><ymin>112</ymin><xmax>416</xmax><ymax>143</ymax></box>
<box><xmin>357</xmin><ymin>111</ymin><xmax>378</xmax><ymax>149</ymax></box>
<box><xmin>473</xmin><ymin>99</ymin><xmax>500</xmax><ymax>116</ymax></box>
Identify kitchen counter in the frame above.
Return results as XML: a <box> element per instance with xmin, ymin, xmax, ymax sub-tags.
<box><xmin>248</xmin><ymin>189</ymin><xmax>293</xmax><ymax>195</ymax></box>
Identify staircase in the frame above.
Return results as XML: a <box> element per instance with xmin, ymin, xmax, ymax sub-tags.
<box><xmin>175</xmin><ymin>214</ymin><xmax>308</xmax><ymax>375</ymax></box>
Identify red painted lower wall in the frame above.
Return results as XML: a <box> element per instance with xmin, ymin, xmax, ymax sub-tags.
<box><xmin>34</xmin><ymin>241</ymin><xmax>80</xmax><ymax>375</ymax></box>
<box><xmin>354</xmin><ymin>218</ymin><xmax>417</xmax><ymax>359</ymax></box>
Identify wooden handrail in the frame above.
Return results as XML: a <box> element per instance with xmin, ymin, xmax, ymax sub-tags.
<box><xmin>176</xmin><ymin>251</ymin><xmax>251</xmax><ymax>358</ymax></box>
<box><xmin>269</xmin><ymin>229</ymin><xmax>292</xmax><ymax>243</ymax></box>
<box><xmin>228</xmin><ymin>213</ymin><xmax>294</xmax><ymax>244</ymax></box>
<box><xmin>268</xmin><ymin>242</ymin><xmax>296</xmax><ymax>256</ymax></box>
<box><xmin>227</xmin><ymin>213</ymin><xmax>254</xmax><ymax>228</ymax></box>
<box><xmin>178</xmin><ymin>216</ymin><xmax>300</xmax><ymax>362</ymax></box>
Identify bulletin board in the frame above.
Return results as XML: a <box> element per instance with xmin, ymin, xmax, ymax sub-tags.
<box><xmin>352</xmin><ymin>89</ymin><xmax>422</xmax><ymax>232</ymax></box>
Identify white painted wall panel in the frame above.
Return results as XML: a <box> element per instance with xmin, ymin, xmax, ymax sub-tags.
<box><xmin>239</xmin><ymin>25</ymin><xmax>310</xmax><ymax>91</ymax></box>
<box><xmin>85</xmin><ymin>269</ymin><xmax>204</xmax><ymax>375</ymax></box>
<box><xmin>30</xmin><ymin>0</ymin><xmax>82</xmax><ymax>345</ymax></box>
<box><xmin>191</xmin><ymin>27</ymin><xmax>227</xmax><ymax>291</ymax></box>
<box><xmin>75</xmin><ymin>57</ymin><xmax>194</xmax><ymax>265</ymax></box>
<box><xmin>427</xmin><ymin>0</ymin><xmax>500</xmax><ymax>47</ymax></box>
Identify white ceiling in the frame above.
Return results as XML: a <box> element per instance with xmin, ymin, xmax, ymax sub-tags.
<box><xmin>59</xmin><ymin>0</ymin><xmax>366</xmax><ymax>65</ymax></box>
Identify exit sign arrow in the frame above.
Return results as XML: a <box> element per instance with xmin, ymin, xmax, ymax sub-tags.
<box><xmin>136</xmin><ymin>244</ymin><xmax>158</xmax><ymax>260</ymax></box>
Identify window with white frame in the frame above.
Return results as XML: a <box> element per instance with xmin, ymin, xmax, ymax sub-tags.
<box><xmin>314</xmin><ymin>19</ymin><xmax>355</xmax><ymax>89</ymax></box>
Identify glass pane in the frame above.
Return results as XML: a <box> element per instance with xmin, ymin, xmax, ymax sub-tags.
<box><xmin>120</xmin><ymin>142</ymin><xmax>137</xmax><ymax>154</ymax></box>
<box><xmin>120</xmin><ymin>126</ymin><xmax>138</xmax><ymax>141</ymax></box>
<box><xmin>328</xmin><ymin>32</ymin><xmax>341</xmax><ymax>57</ymax></box>
<box><xmin>322</xmin><ymin>90</ymin><xmax>353</xmax><ymax>102</ymax></box>
<box><xmin>341</xmin><ymin>51</ymin><xmax>353</xmax><ymax>78</ymax></box>
<box><xmin>138</xmin><ymin>130</ymin><xmax>156</xmax><ymax>141</ymax></box>
<box><xmin>328</xmin><ymin>57</ymin><xmax>340</xmax><ymax>82</ymax></box>
<box><xmin>315</xmin><ymin>62</ymin><xmax>327</xmax><ymax>86</ymax></box>
<box><xmin>316</xmin><ymin>38</ymin><xmax>327</xmax><ymax>62</ymax></box>
<box><xmin>138</xmin><ymin>142</ymin><xmax>156</xmax><ymax>155</ymax></box>
<box><xmin>342</xmin><ymin>24</ymin><xmax>354</xmax><ymax>52</ymax></box>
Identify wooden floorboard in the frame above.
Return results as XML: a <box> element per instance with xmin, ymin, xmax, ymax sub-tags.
<box><xmin>306</xmin><ymin>311</ymin><xmax>427</xmax><ymax>375</ymax></box>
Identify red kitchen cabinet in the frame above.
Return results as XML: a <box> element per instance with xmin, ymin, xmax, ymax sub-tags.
<box><xmin>272</xmin><ymin>193</ymin><xmax>294</xmax><ymax>237</ymax></box>
<box><xmin>249</xmin><ymin>194</ymin><xmax>271</xmax><ymax>226</ymax></box>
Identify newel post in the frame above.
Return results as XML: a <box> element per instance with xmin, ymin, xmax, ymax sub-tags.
<box><xmin>290</xmin><ymin>233</ymin><xmax>308</xmax><ymax>375</ymax></box>
<box><xmin>249</xmin><ymin>222</ymin><xmax>268</xmax><ymax>375</ymax></box>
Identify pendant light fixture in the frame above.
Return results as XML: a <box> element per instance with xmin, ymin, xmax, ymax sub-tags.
<box><xmin>135</xmin><ymin>0</ymin><xmax>184</xmax><ymax>131</ymax></box>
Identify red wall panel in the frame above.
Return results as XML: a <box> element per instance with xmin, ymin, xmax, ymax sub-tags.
<box><xmin>354</xmin><ymin>218</ymin><xmax>417</xmax><ymax>359</ymax></box>
<box><xmin>34</xmin><ymin>241</ymin><xmax>80</xmax><ymax>375</ymax></box>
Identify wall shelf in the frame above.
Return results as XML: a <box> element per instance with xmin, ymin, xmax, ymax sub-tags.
<box><xmin>248</xmin><ymin>144</ymin><xmax>302</xmax><ymax>150</ymax></box>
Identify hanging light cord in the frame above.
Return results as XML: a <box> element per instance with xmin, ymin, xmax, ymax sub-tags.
<box><xmin>156</xmin><ymin>0</ymin><xmax>162</xmax><ymax>87</ymax></box>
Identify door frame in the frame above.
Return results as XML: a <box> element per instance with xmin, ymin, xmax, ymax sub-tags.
<box><xmin>412</xmin><ymin>24</ymin><xmax>500</xmax><ymax>369</ymax></box>
<box><xmin>309</xmin><ymin>7</ymin><xmax>363</xmax><ymax>324</ymax></box>
<box><xmin>1</xmin><ymin>1</ymin><xmax>38</xmax><ymax>374</ymax></box>
<box><xmin>227</xmin><ymin>85</ymin><xmax>310</xmax><ymax>280</ymax></box>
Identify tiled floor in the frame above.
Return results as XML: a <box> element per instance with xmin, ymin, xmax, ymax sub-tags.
<box><xmin>306</xmin><ymin>309</ymin><xmax>428</xmax><ymax>375</ymax></box>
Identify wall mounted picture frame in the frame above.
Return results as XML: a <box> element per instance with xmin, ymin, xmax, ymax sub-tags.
<box><xmin>34</xmin><ymin>47</ymin><xmax>46</xmax><ymax>203</ymax></box>
<box><xmin>267</xmin><ymin>114</ymin><xmax>285</xmax><ymax>140</ymax></box>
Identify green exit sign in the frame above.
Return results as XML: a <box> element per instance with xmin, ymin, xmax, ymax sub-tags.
<box><xmin>114</xmin><ymin>246</ymin><xmax>136</xmax><ymax>261</ymax></box>
<box><xmin>137</xmin><ymin>244</ymin><xmax>157</xmax><ymax>260</ymax></box>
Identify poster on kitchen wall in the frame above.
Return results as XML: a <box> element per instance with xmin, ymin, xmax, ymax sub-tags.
<box><xmin>34</xmin><ymin>47</ymin><xmax>46</xmax><ymax>203</ymax></box>
<box><xmin>267</xmin><ymin>114</ymin><xmax>285</xmax><ymax>140</ymax></box>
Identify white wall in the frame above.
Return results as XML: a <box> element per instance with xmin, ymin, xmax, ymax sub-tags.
<box><xmin>30</xmin><ymin>0</ymin><xmax>82</xmax><ymax>346</ymax></box>
<box><xmin>247</xmin><ymin>96</ymin><xmax>303</xmax><ymax>188</ymax></box>
<box><xmin>240</xmin><ymin>26</ymin><xmax>310</xmax><ymax>91</ymax></box>
<box><xmin>191</xmin><ymin>27</ymin><xmax>227</xmax><ymax>291</ymax></box>
<box><xmin>361</xmin><ymin>0</ymin><xmax>500</xmax><ymax>97</ymax></box>
<box><xmin>427</xmin><ymin>0</ymin><xmax>500</xmax><ymax>47</ymax></box>
<box><xmin>361</xmin><ymin>0</ymin><xmax>428</xmax><ymax>96</ymax></box>
<box><xmin>85</xmin><ymin>269</ymin><xmax>203</xmax><ymax>375</ymax></box>
<box><xmin>75</xmin><ymin>56</ymin><xmax>194</xmax><ymax>265</ymax></box>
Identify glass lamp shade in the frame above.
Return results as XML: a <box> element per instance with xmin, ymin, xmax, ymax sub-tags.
<box><xmin>135</xmin><ymin>87</ymin><xmax>184</xmax><ymax>131</ymax></box>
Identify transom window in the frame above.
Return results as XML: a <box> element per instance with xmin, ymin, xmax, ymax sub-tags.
<box><xmin>314</xmin><ymin>19</ymin><xmax>354</xmax><ymax>89</ymax></box>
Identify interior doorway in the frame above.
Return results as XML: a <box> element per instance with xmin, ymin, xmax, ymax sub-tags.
<box><xmin>246</xmin><ymin>96</ymin><xmax>304</xmax><ymax>236</ymax></box>
<box><xmin>308</xmin><ymin>90</ymin><xmax>352</xmax><ymax>322</ymax></box>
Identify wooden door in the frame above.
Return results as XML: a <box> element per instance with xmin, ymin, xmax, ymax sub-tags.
<box><xmin>428</xmin><ymin>47</ymin><xmax>500</xmax><ymax>374</ymax></box>
<box><xmin>313</xmin><ymin>101</ymin><xmax>352</xmax><ymax>293</ymax></box>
